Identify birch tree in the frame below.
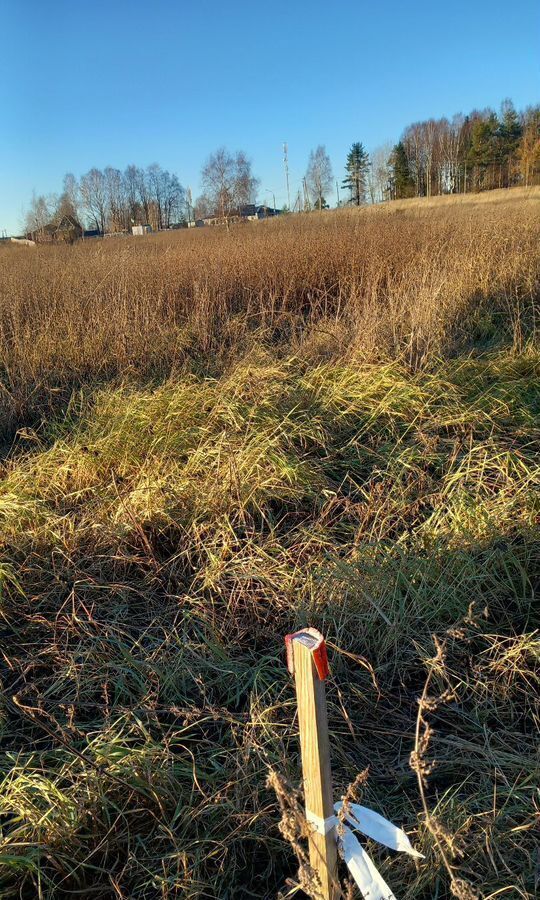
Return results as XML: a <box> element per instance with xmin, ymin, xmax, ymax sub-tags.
<box><xmin>306</xmin><ymin>145</ymin><xmax>333</xmax><ymax>210</ymax></box>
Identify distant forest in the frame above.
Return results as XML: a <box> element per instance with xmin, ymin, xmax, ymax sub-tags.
<box><xmin>23</xmin><ymin>98</ymin><xmax>540</xmax><ymax>236</ymax></box>
<box><xmin>382</xmin><ymin>99</ymin><xmax>540</xmax><ymax>201</ymax></box>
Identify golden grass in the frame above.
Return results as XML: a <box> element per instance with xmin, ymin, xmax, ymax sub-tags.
<box><xmin>368</xmin><ymin>184</ymin><xmax>540</xmax><ymax>210</ymax></box>
<box><xmin>0</xmin><ymin>190</ymin><xmax>538</xmax><ymax>436</ymax></box>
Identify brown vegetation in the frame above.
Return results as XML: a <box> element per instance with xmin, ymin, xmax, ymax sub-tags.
<box><xmin>1</xmin><ymin>188</ymin><xmax>539</xmax><ymax>438</ymax></box>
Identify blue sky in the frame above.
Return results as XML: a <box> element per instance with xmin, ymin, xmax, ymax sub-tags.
<box><xmin>1</xmin><ymin>0</ymin><xmax>538</xmax><ymax>233</ymax></box>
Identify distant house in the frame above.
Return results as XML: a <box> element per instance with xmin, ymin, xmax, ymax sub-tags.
<box><xmin>190</xmin><ymin>205</ymin><xmax>282</xmax><ymax>227</ymax></box>
<box><xmin>247</xmin><ymin>204</ymin><xmax>282</xmax><ymax>220</ymax></box>
<box><xmin>132</xmin><ymin>224</ymin><xmax>153</xmax><ymax>235</ymax></box>
<box><xmin>29</xmin><ymin>214</ymin><xmax>83</xmax><ymax>244</ymax></box>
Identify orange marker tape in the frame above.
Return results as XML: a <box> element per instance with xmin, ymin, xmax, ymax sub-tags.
<box><xmin>285</xmin><ymin>627</ymin><xmax>330</xmax><ymax>680</ymax></box>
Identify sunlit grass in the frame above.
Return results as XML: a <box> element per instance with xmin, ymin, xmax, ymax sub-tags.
<box><xmin>0</xmin><ymin>340</ymin><xmax>538</xmax><ymax>897</ymax></box>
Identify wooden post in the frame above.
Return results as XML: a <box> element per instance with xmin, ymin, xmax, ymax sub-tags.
<box><xmin>290</xmin><ymin>630</ymin><xmax>338</xmax><ymax>899</ymax></box>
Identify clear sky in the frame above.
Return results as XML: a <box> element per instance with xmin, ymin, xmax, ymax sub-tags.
<box><xmin>1</xmin><ymin>0</ymin><xmax>538</xmax><ymax>233</ymax></box>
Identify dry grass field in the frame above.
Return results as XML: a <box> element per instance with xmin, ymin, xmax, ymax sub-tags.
<box><xmin>1</xmin><ymin>187</ymin><xmax>539</xmax><ymax>437</ymax></box>
<box><xmin>0</xmin><ymin>189</ymin><xmax>539</xmax><ymax>898</ymax></box>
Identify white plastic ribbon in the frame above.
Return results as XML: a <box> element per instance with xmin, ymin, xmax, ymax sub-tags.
<box><xmin>339</xmin><ymin>825</ymin><xmax>397</xmax><ymax>900</ymax></box>
<box><xmin>334</xmin><ymin>802</ymin><xmax>423</xmax><ymax>858</ymax></box>
<box><xmin>305</xmin><ymin>809</ymin><xmax>337</xmax><ymax>835</ymax></box>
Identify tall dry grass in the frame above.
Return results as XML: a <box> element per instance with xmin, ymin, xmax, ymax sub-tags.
<box><xmin>0</xmin><ymin>189</ymin><xmax>539</xmax><ymax>436</ymax></box>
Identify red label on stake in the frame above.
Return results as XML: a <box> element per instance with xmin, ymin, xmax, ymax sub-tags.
<box><xmin>285</xmin><ymin>628</ymin><xmax>329</xmax><ymax>680</ymax></box>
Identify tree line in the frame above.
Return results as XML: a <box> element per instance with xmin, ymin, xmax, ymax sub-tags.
<box><xmin>25</xmin><ymin>164</ymin><xmax>186</xmax><ymax>237</ymax></box>
<box><xmin>258</xmin><ymin>98</ymin><xmax>540</xmax><ymax>213</ymax></box>
<box><xmin>302</xmin><ymin>99</ymin><xmax>540</xmax><ymax>210</ymax></box>
<box><xmin>369</xmin><ymin>99</ymin><xmax>540</xmax><ymax>202</ymax></box>
<box><xmin>24</xmin><ymin>97</ymin><xmax>540</xmax><ymax>235</ymax></box>
<box><xmin>25</xmin><ymin>152</ymin><xmax>262</xmax><ymax>236</ymax></box>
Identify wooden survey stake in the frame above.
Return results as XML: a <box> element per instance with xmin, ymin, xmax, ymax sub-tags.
<box><xmin>287</xmin><ymin>629</ymin><xmax>338</xmax><ymax>900</ymax></box>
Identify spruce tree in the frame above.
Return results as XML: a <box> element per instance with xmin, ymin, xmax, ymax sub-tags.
<box><xmin>499</xmin><ymin>100</ymin><xmax>522</xmax><ymax>154</ymax></box>
<box><xmin>467</xmin><ymin>113</ymin><xmax>499</xmax><ymax>188</ymax></box>
<box><xmin>498</xmin><ymin>100</ymin><xmax>522</xmax><ymax>185</ymax></box>
<box><xmin>390</xmin><ymin>142</ymin><xmax>414</xmax><ymax>198</ymax></box>
<box><xmin>342</xmin><ymin>142</ymin><xmax>369</xmax><ymax>205</ymax></box>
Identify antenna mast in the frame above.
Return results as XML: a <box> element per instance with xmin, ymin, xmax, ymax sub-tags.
<box><xmin>283</xmin><ymin>142</ymin><xmax>291</xmax><ymax>210</ymax></box>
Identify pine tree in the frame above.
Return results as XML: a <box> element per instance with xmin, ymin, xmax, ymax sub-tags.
<box><xmin>389</xmin><ymin>142</ymin><xmax>414</xmax><ymax>199</ymax></box>
<box><xmin>342</xmin><ymin>143</ymin><xmax>369</xmax><ymax>205</ymax></box>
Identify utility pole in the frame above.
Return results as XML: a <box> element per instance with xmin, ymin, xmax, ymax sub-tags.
<box><xmin>265</xmin><ymin>190</ymin><xmax>276</xmax><ymax>213</ymax></box>
<box><xmin>335</xmin><ymin>180</ymin><xmax>340</xmax><ymax>208</ymax></box>
<box><xmin>283</xmin><ymin>142</ymin><xmax>291</xmax><ymax>210</ymax></box>
<box><xmin>303</xmin><ymin>177</ymin><xmax>311</xmax><ymax>211</ymax></box>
